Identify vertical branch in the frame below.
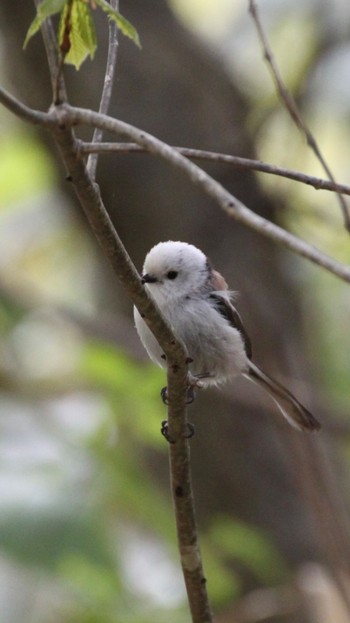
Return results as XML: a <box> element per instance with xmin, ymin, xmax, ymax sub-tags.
<box><xmin>166</xmin><ymin>366</ymin><xmax>214</xmax><ymax>623</ymax></box>
<box><xmin>33</xmin><ymin>0</ymin><xmax>67</xmax><ymax>103</ymax></box>
<box><xmin>87</xmin><ymin>0</ymin><xmax>120</xmax><ymax>179</ymax></box>
<box><xmin>248</xmin><ymin>0</ymin><xmax>350</xmax><ymax>232</ymax></box>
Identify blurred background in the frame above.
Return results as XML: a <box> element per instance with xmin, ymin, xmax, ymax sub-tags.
<box><xmin>0</xmin><ymin>0</ymin><xmax>350</xmax><ymax>621</ymax></box>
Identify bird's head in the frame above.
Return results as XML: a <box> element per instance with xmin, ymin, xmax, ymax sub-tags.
<box><xmin>141</xmin><ymin>241</ymin><xmax>210</xmax><ymax>303</ymax></box>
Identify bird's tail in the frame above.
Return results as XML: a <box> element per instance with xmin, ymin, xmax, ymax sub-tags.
<box><xmin>244</xmin><ymin>362</ymin><xmax>321</xmax><ymax>432</ymax></box>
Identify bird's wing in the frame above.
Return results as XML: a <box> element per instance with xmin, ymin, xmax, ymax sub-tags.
<box><xmin>209</xmin><ymin>292</ymin><xmax>253</xmax><ymax>360</ymax></box>
<box><xmin>208</xmin><ymin>270</ymin><xmax>320</xmax><ymax>431</ymax></box>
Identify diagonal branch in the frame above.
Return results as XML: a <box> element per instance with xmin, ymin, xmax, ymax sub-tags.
<box><xmin>248</xmin><ymin>0</ymin><xmax>350</xmax><ymax>232</ymax></box>
<box><xmin>48</xmin><ymin>109</ymin><xmax>213</xmax><ymax>623</ymax></box>
<box><xmin>4</xmin><ymin>0</ymin><xmax>214</xmax><ymax>602</ymax></box>
<box><xmin>29</xmin><ymin>3</ymin><xmax>213</xmax><ymax>615</ymax></box>
<box><xmin>0</xmin><ymin>87</ymin><xmax>349</xmax><ymax>283</ymax></box>
<box><xmin>51</xmin><ymin>128</ymin><xmax>185</xmax><ymax>363</ymax></box>
<box><xmin>0</xmin><ymin>86</ymin><xmax>349</xmax><ymax>284</ymax></box>
<box><xmin>0</xmin><ymin>87</ymin><xmax>51</xmax><ymax>125</ymax></box>
<box><xmin>61</xmin><ymin>103</ymin><xmax>350</xmax><ymax>285</ymax></box>
<box><xmin>80</xmin><ymin>141</ymin><xmax>350</xmax><ymax>197</ymax></box>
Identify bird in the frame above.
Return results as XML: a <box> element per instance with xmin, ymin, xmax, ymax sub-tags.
<box><xmin>134</xmin><ymin>241</ymin><xmax>321</xmax><ymax>432</ymax></box>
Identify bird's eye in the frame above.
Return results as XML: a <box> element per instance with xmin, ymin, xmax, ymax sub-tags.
<box><xmin>166</xmin><ymin>270</ymin><xmax>178</xmax><ymax>280</ymax></box>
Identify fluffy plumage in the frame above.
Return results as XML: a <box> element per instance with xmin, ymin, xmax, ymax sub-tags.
<box><xmin>134</xmin><ymin>241</ymin><xmax>320</xmax><ymax>432</ymax></box>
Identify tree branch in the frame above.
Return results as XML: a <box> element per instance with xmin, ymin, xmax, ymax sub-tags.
<box><xmin>33</xmin><ymin>0</ymin><xmax>67</xmax><ymax>104</ymax></box>
<box><xmin>248</xmin><ymin>0</ymin><xmax>350</xmax><ymax>232</ymax></box>
<box><xmin>1</xmin><ymin>87</ymin><xmax>349</xmax><ymax>284</ymax></box>
<box><xmin>80</xmin><ymin>141</ymin><xmax>350</xmax><ymax>197</ymax></box>
<box><xmin>168</xmin><ymin>407</ymin><xmax>213</xmax><ymax>623</ymax></box>
<box><xmin>60</xmin><ymin>103</ymin><xmax>350</xmax><ymax>285</ymax></box>
<box><xmin>0</xmin><ymin>87</ymin><xmax>51</xmax><ymax>125</ymax></box>
<box><xmin>49</xmin><ymin>111</ymin><xmax>213</xmax><ymax>623</ymax></box>
<box><xmin>87</xmin><ymin>0</ymin><xmax>120</xmax><ymax>179</ymax></box>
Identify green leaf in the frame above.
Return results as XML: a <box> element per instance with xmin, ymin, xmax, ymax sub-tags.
<box><xmin>59</xmin><ymin>1</ymin><xmax>97</xmax><ymax>69</ymax></box>
<box><xmin>24</xmin><ymin>0</ymin><xmax>140</xmax><ymax>68</ymax></box>
<box><xmin>24</xmin><ymin>0</ymin><xmax>140</xmax><ymax>70</ymax></box>
<box><xmin>23</xmin><ymin>0</ymin><xmax>66</xmax><ymax>48</ymax></box>
<box><xmin>93</xmin><ymin>0</ymin><xmax>141</xmax><ymax>48</ymax></box>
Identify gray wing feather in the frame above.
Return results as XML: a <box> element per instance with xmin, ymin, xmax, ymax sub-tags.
<box><xmin>209</xmin><ymin>293</ymin><xmax>253</xmax><ymax>359</ymax></box>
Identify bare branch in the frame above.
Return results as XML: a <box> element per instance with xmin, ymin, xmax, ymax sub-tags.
<box><xmin>0</xmin><ymin>86</ymin><xmax>51</xmax><ymax>125</ymax></box>
<box><xmin>59</xmin><ymin>104</ymin><xmax>350</xmax><ymax>285</ymax></box>
<box><xmin>167</xmin><ymin>383</ymin><xmax>213</xmax><ymax>623</ymax></box>
<box><xmin>33</xmin><ymin>0</ymin><xmax>67</xmax><ymax>104</ymax></box>
<box><xmin>87</xmin><ymin>0</ymin><xmax>120</xmax><ymax>179</ymax></box>
<box><xmin>1</xmin><ymin>88</ymin><xmax>349</xmax><ymax>283</ymax></box>
<box><xmin>80</xmin><ymin>141</ymin><xmax>350</xmax><ymax>197</ymax></box>
<box><xmin>248</xmin><ymin>0</ymin><xmax>350</xmax><ymax>232</ymax></box>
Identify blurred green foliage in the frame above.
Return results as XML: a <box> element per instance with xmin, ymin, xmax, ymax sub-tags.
<box><xmin>80</xmin><ymin>343</ymin><xmax>167</xmax><ymax>446</ymax></box>
<box><xmin>208</xmin><ymin>516</ymin><xmax>287</xmax><ymax>585</ymax></box>
<box><xmin>0</xmin><ymin>131</ymin><xmax>55</xmax><ymax>207</ymax></box>
<box><xmin>0</xmin><ymin>505</ymin><xmax>113</xmax><ymax>570</ymax></box>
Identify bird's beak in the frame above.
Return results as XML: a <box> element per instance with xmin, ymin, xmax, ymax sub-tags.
<box><xmin>141</xmin><ymin>273</ymin><xmax>158</xmax><ymax>284</ymax></box>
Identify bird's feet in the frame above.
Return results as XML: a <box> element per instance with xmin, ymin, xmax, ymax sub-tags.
<box><xmin>160</xmin><ymin>372</ymin><xmax>213</xmax><ymax>442</ymax></box>
<box><xmin>161</xmin><ymin>420</ymin><xmax>195</xmax><ymax>444</ymax></box>
<box><xmin>160</xmin><ymin>385</ymin><xmax>196</xmax><ymax>405</ymax></box>
<box><xmin>160</xmin><ymin>371</ymin><xmax>210</xmax><ymax>405</ymax></box>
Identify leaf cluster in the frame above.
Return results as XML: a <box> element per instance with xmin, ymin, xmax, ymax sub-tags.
<box><xmin>24</xmin><ymin>0</ymin><xmax>140</xmax><ymax>70</ymax></box>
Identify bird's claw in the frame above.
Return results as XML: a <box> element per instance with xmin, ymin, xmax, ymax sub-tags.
<box><xmin>161</xmin><ymin>386</ymin><xmax>169</xmax><ymax>405</ymax></box>
<box><xmin>185</xmin><ymin>387</ymin><xmax>196</xmax><ymax>404</ymax></box>
<box><xmin>161</xmin><ymin>420</ymin><xmax>195</xmax><ymax>443</ymax></box>
<box><xmin>161</xmin><ymin>420</ymin><xmax>175</xmax><ymax>443</ymax></box>
<box><xmin>160</xmin><ymin>386</ymin><xmax>196</xmax><ymax>405</ymax></box>
<box><xmin>160</xmin><ymin>371</ymin><xmax>206</xmax><ymax>440</ymax></box>
<box><xmin>184</xmin><ymin>422</ymin><xmax>195</xmax><ymax>438</ymax></box>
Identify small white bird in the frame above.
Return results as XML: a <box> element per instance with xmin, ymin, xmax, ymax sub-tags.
<box><xmin>134</xmin><ymin>241</ymin><xmax>320</xmax><ymax>432</ymax></box>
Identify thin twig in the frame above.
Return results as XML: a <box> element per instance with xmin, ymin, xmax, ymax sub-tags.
<box><xmin>87</xmin><ymin>0</ymin><xmax>119</xmax><ymax>179</ymax></box>
<box><xmin>80</xmin><ymin>141</ymin><xmax>350</xmax><ymax>197</ymax></box>
<box><xmin>33</xmin><ymin>0</ymin><xmax>67</xmax><ymax>103</ymax></box>
<box><xmin>248</xmin><ymin>0</ymin><xmax>350</xmax><ymax>232</ymax></box>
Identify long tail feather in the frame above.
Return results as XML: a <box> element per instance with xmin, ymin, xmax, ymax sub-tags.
<box><xmin>244</xmin><ymin>362</ymin><xmax>321</xmax><ymax>432</ymax></box>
